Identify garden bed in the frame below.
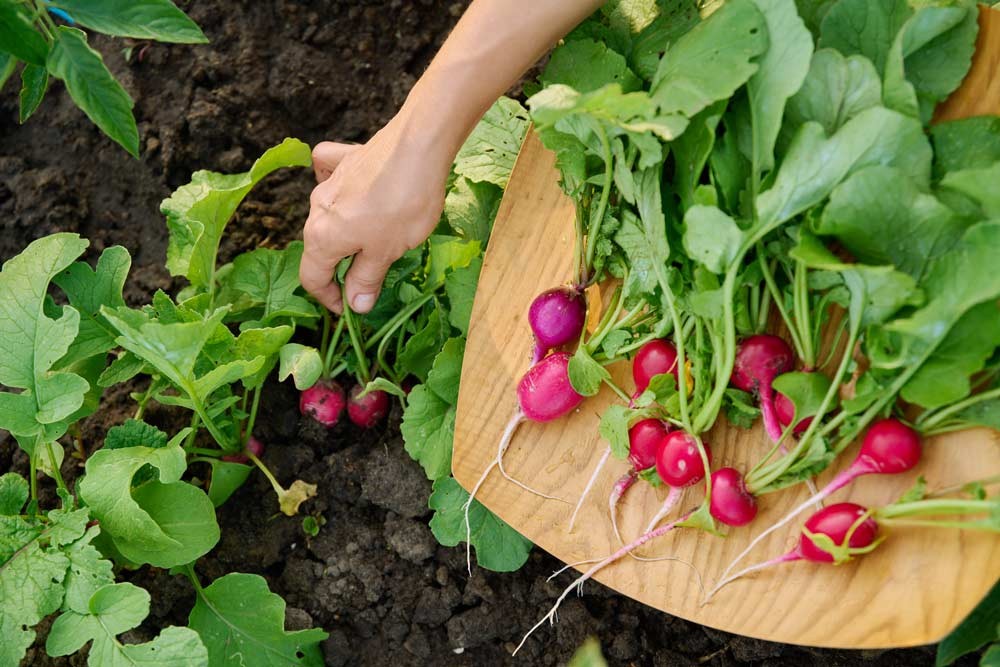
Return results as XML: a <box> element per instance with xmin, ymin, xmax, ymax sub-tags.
<box><xmin>0</xmin><ymin>1</ymin><xmax>976</xmax><ymax>664</ymax></box>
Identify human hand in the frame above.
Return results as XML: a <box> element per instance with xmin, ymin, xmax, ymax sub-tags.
<box><xmin>300</xmin><ymin>114</ymin><xmax>451</xmax><ymax>313</ymax></box>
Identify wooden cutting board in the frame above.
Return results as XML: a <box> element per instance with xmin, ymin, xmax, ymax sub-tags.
<box><xmin>453</xmin><ymin>5</ymin><xmax>1000</xmax><ymax>650</ymax></box>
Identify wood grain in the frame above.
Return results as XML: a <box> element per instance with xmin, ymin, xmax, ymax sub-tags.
<box><xmin>935</xmin><ymin>5</ymin><xmax>1000</xmax><ymax>122</ymax></box>
<box><xmin>453</xmin><ymin>7</ymin><xmax>1000</xmax><ymax>650</ymax></box>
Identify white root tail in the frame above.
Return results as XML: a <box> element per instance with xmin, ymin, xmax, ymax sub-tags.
<box><xmin>702</xmin><ymin>551</ymin><xmax>800</xmax><ymax>604</ymax></box>
<box><xmin>568</xmin><ymin>446</ymin><xmax>611</xmax><ymax>532</ymax></box>
<box><xmin>513</xmin><ymin>515</ymin><xmax>688</xmax><ymax>655</ymax></box>
<box><xmin>496</xmin><ymin>413</ymin><xmax>569</xmax><ymax>503</ymax></box>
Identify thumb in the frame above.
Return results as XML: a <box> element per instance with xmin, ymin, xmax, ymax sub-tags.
<box><xmin>312</xmin><ymin>141</ymin><xmax>357</xmax><ymax>183</ymax></box>
<box><xmin>344</xmin><ymin>251</ymin><xmax>392</xmax><ymax>314</ymax></box>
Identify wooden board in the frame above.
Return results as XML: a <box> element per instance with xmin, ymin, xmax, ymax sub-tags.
<box><xmin>452</xmin><ymin>5</ymin><xmax>1000</xmax><ymax>650</ymax></box>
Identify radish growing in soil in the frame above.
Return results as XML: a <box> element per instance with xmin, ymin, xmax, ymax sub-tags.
<box><xmin>464</xmin><ymin>350</ymin><xmax>584</xmax><ymax>572</ymax></box>
<box><xmin>221</xmin><ymin>435</ymin><xmax>265</xmax><ymax>464</ymax></box>
<box><xmin>347</xmin><ymin>384</ymin><xmax>389</xmax><ymax>428</ymax></box>
<box><xmin>569</xmin><ymin>339</ymin><xmax>681</xmax><ymax>531</ymax></box>
<box><xmin>300</xmin><ymin>379</ymin><xmax>346</xmax><ymax>427</ymax></box>
<box><xmin>704</xmin><ymin>502</ymin><xmax>879</xmax><ymax>601</ymax></box>
<box><xmin>731</xmin><ymin>334</ymin><xmax>795</xmax><ymax>442</ymax></box>
<box><xmin>716</xmin><ymin>418</ymin><xmax>921</xmax><ymax>577</ymax></box>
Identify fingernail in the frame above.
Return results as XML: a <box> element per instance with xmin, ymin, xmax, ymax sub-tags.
<box><xmin>352</xmin><ymin>293</ymin><xmax>376</xmax><ymax>312</ymax></box>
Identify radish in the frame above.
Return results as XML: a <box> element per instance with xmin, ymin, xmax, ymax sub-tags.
<box><xmin>631</xmin><ymin>339</ymin><xmax>680</xmax><ymax>399</ymax></box>
<box><xmin>774</xmin><ymin>390</ymin><xmax>811</xmax><ymax>435</ymax></box>
<box><xmin>464</xmin><ymin>351</ymin><xmax>583</xmax><ymax>571</ymax></box>
<box><xmin>300</xmin><ymin>379</ymin><xmax>346</xmax><ymax>427</ymax></box>
<box><xmin>640</xmin><ymin>431</ymin><xmax>709</xmax><ymax>535</ymax></box>
<box><xmin>221</xmin><ymin>436</ymin><xmax>265</xmax><ymax>464</ymax></box>
<box><xmin>731</xmin><ymin>334</ymin><xmax>794</xmax><ymax>442</ymax></box>
<box><xmin>570</xmin><ymin>339</ymin><xmax>680</xmax><ymax>531</ymax></box>
<box><xmin>705</xmin><ymin>503</ymin><xmax>879</xmax><ymax>601</ymax></box>
<box><xmin>718</xmin><ymin>418</ymin><xmax>920</xmax><ymax>582</ymax></box>
<box><xmin>347</xmin><ymin>384</ymin><xmax>389</xmax><ymax>428</ymax></box>
<box><xmin>709</xmin><ymin>467</ymin><xmax>757</xmax><ymax>527</ymax></box>
<box><xmin>528</xmin><ymin>287</ymin><xmax>586</xmax><ymax>363</ymax></box>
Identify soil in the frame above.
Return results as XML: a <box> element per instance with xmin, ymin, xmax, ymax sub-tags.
<box><xmin>0</xmin><ymin>2</ymin><xmax>979</xmax><ymax>666</ymax></box>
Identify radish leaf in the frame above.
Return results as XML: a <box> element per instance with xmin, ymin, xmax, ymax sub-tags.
<box><xmin>188</xmin><ymin>573</ymin><xmax>326</xmax><ymax>667</ymax></box>
<box><xmin>787</xmin><ymin>49</ymin><xmax>881</xmax><ymax>135</ymax></box>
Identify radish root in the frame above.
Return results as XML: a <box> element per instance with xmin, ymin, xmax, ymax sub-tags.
<box><xmin>568</xmin><ymin>446</ymin><xmax>611</xmax><ymax>532</ymax></box>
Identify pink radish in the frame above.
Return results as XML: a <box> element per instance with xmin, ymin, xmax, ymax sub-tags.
<box><xmin>731</xmin><ymin>335</ymin><xmax>794</xmax><ymax>442</ymax></box>
<box><xmin>709</xmin><ymin>467</ymin><xmax>757</xmax><ymax>527</ymax></box>
<box><xmin>528</xmin><ymin>287</ymin><xmax>586</xmax><ymax>363</ymax></box>
<box><xmin>464</xmin><ymin>352</ymin><xmax>583</xmax><ymax>571</ymax></box>
<box><xmin>705</xmin><ymin>503</ymin><xmax>878</xmax><ymax>601</ymax></box>
<box><xmin>347</xmin><ymin>384</ymin><xmax>389</xmax><ymax>428</ymax></box>
<box><xmin>221</xmin><ymin>436</ymin><xmax>265</xmax><ymax>464</ymax></box>
<box><xmin>718</xmin><ymin>418</ymin><xmax>920</xmax><ymax>583</ymax></box>
<box><xmin>300</xmin><ymin>379</ymin><xmax>346</xmax><ymax>427</ymax></box>
<box><xmin>631</xmin><ymin>339</ymin><xmax>680</xmax><ymax>399</ymax></box>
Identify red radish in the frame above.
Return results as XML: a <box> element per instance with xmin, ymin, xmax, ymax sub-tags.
<box><xmin>731</xmin><ymin>335</ymin><xmax>794</xmax><ymax>442</ymax></box>
<box><xmin>774</xmin><ymin>390</ymin><xmax>811</xmax><ymax>435</ymax></box>
<box><xmin>640</xmin><ymin>432</ymin><xmax>710</xmax><ymax>536</ymax></box>
<box><xmin>719</xmin><ymin>418</ymin><xmax>919</xmax><ymax>584</ymax></box>
<box><xmin>655</xmin><ymin>431</ymin><xmax>709</xmax><ymax>488</ymax></box>
<box><xmin>632</xmin><ymin>339</ymin><xmax>680</xmax><ymax>399</ymax></box>
<box><xmin>347</xmin><ymin>385</ymin><xmax>389</xmax><ymax>428</ymax></box>
<box><xmin>528</xmin><ymin>287</ymin><xmax>586</xmax><ymax>363</ymax></box>
<box><xmin>465</xmin><ymin>352</ymin><xmax>583</xmax><ymax>571</ymax></box>
<box><xmin>709</xmin><ymin>468</ymin><xmax>758</xmax><ymax>527</ymax></box>
<box><xmin>221</xmin><ymin>436</ymin><xmax>265</xmax><ymax>464</ymax></box>
<box><xmin>705</xmin><ymin>503</ymin><xmax>878</xmax><ymax>601</ymax></box>
<box><xmin>299</xmin><ymin>379</ymin><xmax>346</xmax><ymax>427</ymax></box>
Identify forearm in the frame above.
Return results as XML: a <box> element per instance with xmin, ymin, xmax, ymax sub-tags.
<box><xmin>395</xmin><ymin>0</ymin><xmax>603</xmax><ymax>165</ymax></box>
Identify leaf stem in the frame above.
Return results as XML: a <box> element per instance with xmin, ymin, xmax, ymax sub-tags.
<box><xmin>342</xmin><ymin>302</ymin><xmax>370</xmax><ymax>384</ymax></box>
<box><xmin>584</xmin><ymin>125</ymin><xmax>614</xmax><ymax>280</ymax></box>
<box><xmin>322</xmin><ymin>316</ymin><xmax>345</xmax><ymax>378</ymax></box>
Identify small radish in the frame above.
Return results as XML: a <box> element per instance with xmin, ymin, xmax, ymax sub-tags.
<box><xmin>709</xmin><ymin>468</ymin><xmax>757</xmax><ymax>527</ymax></box>
<box><xmin>347</xmin><ymin>385</ymin><xmax>390</xmax><ymax>428</ymax></box>
<box><xmin>464</xmin><ymin>352</ymin><xmax>583</xmax><ymax>571</ymax></box>
<box><xmin>222</xmin><ymin>436</ymin><xmax>265</xmax><ymax>464</ymax></box>
<box><xmin>774</xmin><ymin>390</ymin><xmax>811</xmax><ymax>435</ymax></box>
<box><xmin>719</xmin><ymin>418</ymin><xmax>920</xmax><ymax>583</ymax></box>
<box><xmin>731</xmin><ymin>334</ymin><xmax>794</xmax><ymax>442</ymax></box>
<box><xmin>639</xmin><ymin>432</ymin><xmax>710</xmax><ymax>537</ymax></box>
<box><xmin>632</xmin><ymin>339</ymin><xmax>680</xmax><ymax>399</ymax></box>
<box><xmin>528</xmin><ymin>287</ymin><xmax>587</xmax><ymax>363</ymax></box>
<box><xmin>300</xmin><ymin>379</ymin><xmax>346</xmax><ymax>427</ymax></box>
<box><xmin>705</xmin><ymin>503</ymin><xmax>879</xmax><ymax>601</ymax></box>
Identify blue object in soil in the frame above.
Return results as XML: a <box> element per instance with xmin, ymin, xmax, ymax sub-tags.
<box><xmin>45</xmin><ymin>5</ymin><xmax>75</xmax><ymax>25</ymax></box>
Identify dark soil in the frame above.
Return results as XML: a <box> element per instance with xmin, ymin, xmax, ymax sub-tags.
<box><xmin>0</xmin><ymin>2</ymin><xmax>975</xmax><ymax>666</ymax></box>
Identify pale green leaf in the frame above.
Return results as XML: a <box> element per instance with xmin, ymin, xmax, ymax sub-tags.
<box><xmin>453</xmin><ymin>96</ymin><xmax>529</xmax><ymax>188</ymax></box>
<box><xmin>278</xmin><ymin>343</ymin><xmax>323</xmax><ymax>391</ymax></box>
<box><xmin>444</xmin><ymin>178</ymin><xmax>500</xmax><ymax>243</ymax></box>
<box><xmin>445</xmin><ymin>256</ymin><xmax>482</xmax><ymax>336</ymax></box>
<box><xmin>401</xmin><ymin>385</ymin><xmax>455</xmax><ymax>481</ymax></box>
<box><xmin>787</xmin><ymin>49</ymin><xmax>881</xmax><ymax>135</ymax></box>
<box><xmin>682</xmin><ymin>205</ymin><xmax>745</xmax><ymax>274</ymax></box>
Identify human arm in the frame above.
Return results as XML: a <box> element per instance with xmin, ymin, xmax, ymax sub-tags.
<box><xmin>300</xmin><ymin>0</ymin><xmax>604</xmax><ymax>312</ymax></box>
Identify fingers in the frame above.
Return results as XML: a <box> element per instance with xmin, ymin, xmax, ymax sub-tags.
<box><xmin>299</xmin><ymin>239</ymin><xmax>345</xmax><ymax>314</ymax></box>
<box><xmin>344</xmin><ymin>250</ymin><xmax>393</xmax><ymax>313</ymax></box>
<box><xmin>312</xmin><ymin>142</ymin><xmax>357</xmax><ymax>183</ymax></box>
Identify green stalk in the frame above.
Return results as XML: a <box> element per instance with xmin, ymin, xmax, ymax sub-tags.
<box><xmin>917</xmin><ymin>386</ymin><xmax>1000</xmax><ymax>432</ymax></box>
<box><xmin>247</xmin><ymin>451</ymin><xmax>287</xmax><ymax>497</ymax></box>
<box><xmin>757</xmin><ymin>246</ymin><xmax>804</xmax><ymax>360</ymax></box>
<box><xmin>366</xmin><ymin>293</ymin><xmax>433</xmax><ymax>350</ymax></box>
<box><xmin>794</xmin><ymin>260</ymin><xmax>814</xmax><ymax>368</ymax></box>
<box><xmin>583</xmin><ymin>125</ymin><xmax>614</xmax><ymax>280</ymax></box>
<box><xmin>342</xmin><ymin>303</ymin><xmax>370</xmax><ymax>384</ymax></box>
<box><xmin>43</xmin><ymin>441</ymin><xmax>68</xmax><ymax>496</ymax></box>
<box><xmin>190</xmin><ymin>396</ymin><xmax>234</xmax><ymax>452</ymax></box>
<box><xmin>322</xmin><ymin>317</ymin><xmax>345</xmax><ymax>378</ymax></box>
<box><xmin>242</xmin><ymin>385</ymin><xmax>262</xmax><ymax>447</ymax></box>
<box><xmin>186</xmin><ymin>447</ymin><xmax>224</xmax><ymax>458</ymax></box>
